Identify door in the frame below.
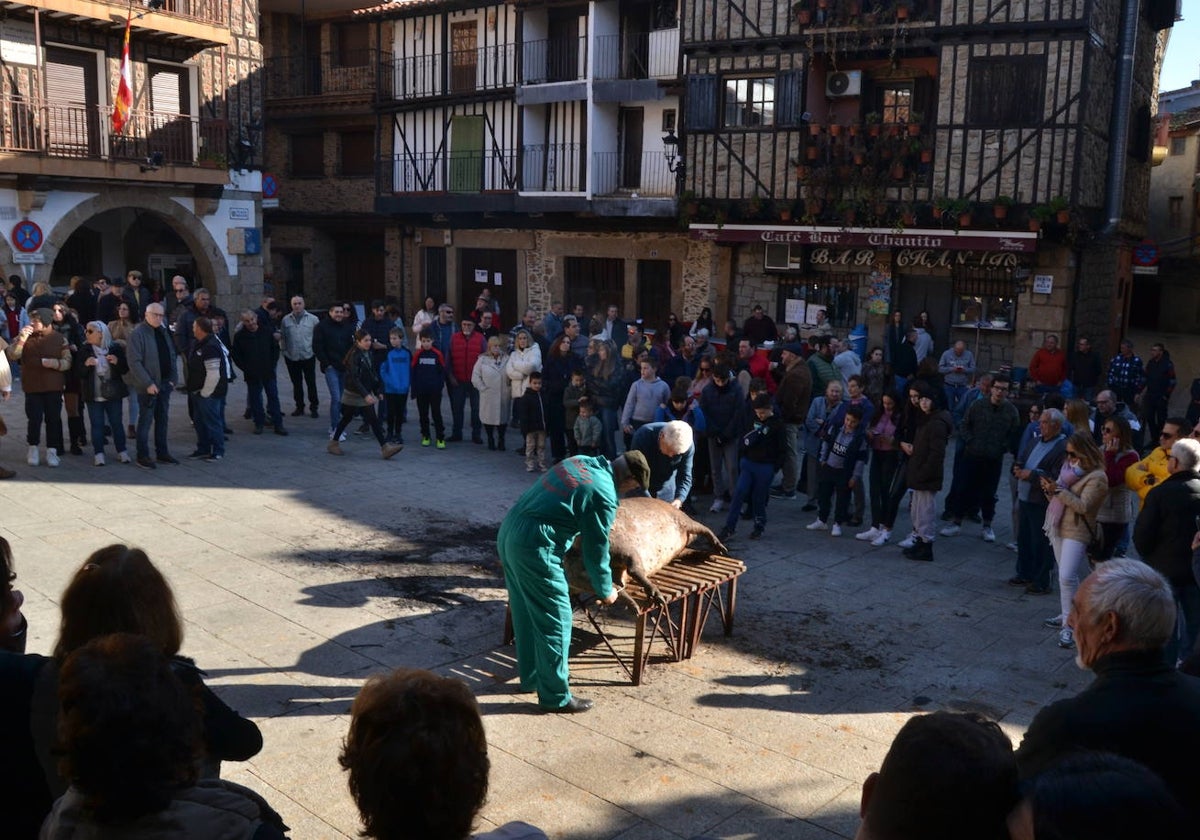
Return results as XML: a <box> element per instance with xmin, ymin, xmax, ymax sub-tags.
<box><xmin>149</xmin><ymin>64</ymin><xmax>193</xmax><ymax>163</ymax></box>
<box><xmin>564</xmin><ymin>257</ymin><xmax>624</xmax><ymax>324</ymax></box>
<box><xmin>449</xmin><ymin>115</ymin><xmax>484</xmax><ymax>192</ymax></box>
<box><xmin>450</xmin><ymin>22</ymin><xmax>478</xmax><ymax>93</ymax></box>
<box><xmin>44</xmin><ymin>46</ymin><xmax>99</xmax><ymax>158</ymax></box>
<box><xmin>424</xmin><ymin>247</ymin><xmax>448</xmax><ymax>306</ymax></box>
<box><xmin>637</xmin><ymin>259</ymin><xmax>671</xmax><ymax>333</ymax></box>
<box><xmin>458</xmin><ymin>248</ymin><xmax>518</xmax><ymax>329</ymax></box>
<box><xmin>619</xmin><ymin>107</ymin><xmax>644</xmax><ymax>190</ymax></box>
<box><xmin>621</xmin><ymin>0</ymin><xmax>651</xmax><ymax>79</ymax></box>
<box><xmin>896</xmin><ymin>275</ymin><xmax>954</xmax><ymax>354</ymax></box>
<box><xmin>548</xmin><ymin>14</ymin><xmax>581</xmax><ymax>82</ymax></box>
<box><xmin>304</xmin><ymin>24</ymin><xmax>322</xmax><ymax>95</ymax></box>
<box><xmin>336</xmin><ymin>235</ymin><xmax>385</xmax><ymax>302</ymax></box>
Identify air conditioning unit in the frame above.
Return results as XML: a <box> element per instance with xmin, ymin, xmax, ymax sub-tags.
<box><xmin>826</xmin><ymin>70</ymin><xmax>862</xmax><ymax>98</ymax></box>
<box><xmin>765</xmin><ymin>244</ymin><xmax>804</xmax><ymax>271</ymax></box>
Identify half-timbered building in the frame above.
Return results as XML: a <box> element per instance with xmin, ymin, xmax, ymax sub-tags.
<box><xmin>0</xmin><ymin>0</ymin><xmax>265</xmax><ymax>304</ymax></box>
<box><xmin>681</xmin><ymin>0</ymin><xmax>1175</xmax><ymax>366</ymax></box>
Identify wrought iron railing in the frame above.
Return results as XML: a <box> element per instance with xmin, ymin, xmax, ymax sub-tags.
<box><xmin>520</xmin><ymin>37</ymin><xmax>588</xmax><ymax>84</ymax></box>
<box><xmin>520</xmin><ymin>143</ymin><xmax>584</xmax><ymax>191</ymax></box>
<box><xmin>265</xmin><ymin>49</ymin><xmax>390</xmax><ymax>99</ymax></box>
<box><xmin>388</xmin><ymin>44</ymin><xmax>516</xmax><ymax>100</ymax></box>
<box><xmin>381</xmin><ymin>150</ymin><xmax>520</xmax><ymax>193</ymax></box>
<box><xmin>591</xmin><ymin>151</ymin><xmax>675</xmax><ymax>196</ymax></box>
<box><xmin>593</xmin><ymin>30</ymin><xmax>679</xmax><ymax>80</ymax></box>
<box><xmin>0</xmin><ymin>97</ymin><xmax>227</xmax><ymax>165</ymax></box>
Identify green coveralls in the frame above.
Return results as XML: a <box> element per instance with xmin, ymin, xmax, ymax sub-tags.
<box><xmin>496</xmin><ymin>455</ymin><xmax>618</xmax><ymax>710</ymax></box>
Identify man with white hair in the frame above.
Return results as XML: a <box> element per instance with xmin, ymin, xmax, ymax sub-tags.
<box><xmin>1133</xmin><ymin>437</ymin><xmax>1200</xmax><ymax>665</ymax></box>
<box><xmin>631</xmin><ymin>420</ymin><xmax>695</xmax><ymax>509</ymax></box>
<box><xmin>1016</xmin><ymin>558</ymin><xmax>1200</xmax><ymax>828</ymax></box>
<box><xmin>1011</xmin><ymin>407</ymin><xmax>1067</xmax><ymax>594</ymax></box>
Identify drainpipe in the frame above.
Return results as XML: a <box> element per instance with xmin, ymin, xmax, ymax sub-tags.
<box><xmin>1101</xmin><ymin>0</ymin><xmax>1140</xmax><ymax>235</ymax></box>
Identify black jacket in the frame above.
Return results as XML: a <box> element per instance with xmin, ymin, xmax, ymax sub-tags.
<box><xmin>1133</xmin><ymin>469</ymin><xmax>1200</xmax><ymax>583</ymax></box>
<box><xmin>1016</xmin><ymin>649</ymin><xmax>1200</xmax><ymax>829</ymax></box>
<box><xmin>231</xmin><ymin>325</ymin><xmax>281</xmax><ymax>382</ymax></box>
<box><xmin>907</xmin><ymin>409</ymin><xmax>953</xmax><ymax>491</ymax></box>
<box><xmin>314</xmin><ymin>317</ymin><xmax>355</xmax><ymax>373</ymax></box>
<box><xmin>740</xmin><ymin>413</ymin><xmax>785</xmax><ymax>467</ymax></box>
<box><xmin>518</xmin><ymin>388</ymin><xmax>547</xmax><ymax>435</ymax></box>
<box><xmin>344</xmin><ymin>347</ymin><xmax>382</xmax><ymax>399</ymax></box>
<box><xmin>73</xmin><ymin>343</ymin><xmax>130</xmax><ymax>403</ymax></box>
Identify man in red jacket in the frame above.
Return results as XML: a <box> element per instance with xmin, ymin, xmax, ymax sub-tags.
<box><xmin>1029</xmin><ymin>334</ymin><xmax>1068</xmax><ymax>395</ymax></box>
<box><xmin>449</xmin><ymin>316</ymin><xmax>487</xmax><ymax>443</ymax></box>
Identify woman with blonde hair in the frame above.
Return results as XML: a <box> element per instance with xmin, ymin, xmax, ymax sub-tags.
<box><xmin>472</xmin><ymin>334</ymin><xmax>510</xmax><ymax>450</ymax></box>
<box><xmin>1064</xmin><ymin>397</ymin><xmax>1092</xmax><ymax>437</ymax></box>
<box><xmin>505</xmin><ymin>328</ymin><xmax>542</xmax><ymax>453</ymax></box>
<box><xmin>1038</xmin><ymin>431</ymin><xmax>1107</xmax><ymax>649</ymax></box>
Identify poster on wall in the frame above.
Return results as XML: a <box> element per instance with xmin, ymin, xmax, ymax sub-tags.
<box><xmin>867</xmin><ymin>270</ymin><xmax>892</xmax><ymax>315</ymax></box>
<box><xmin>805</xmin><ymin>303</ymin><xmax>828</xmax><ymax>325</ymax></box>
<box><xmin>474</xmin><ymin>269</ymin><xmax>488</xmax><ymax>284</ymax></box>
<box><xmin>493</xmin><ymin>272</ymin><xmax>503</xmax><ymax>286</ymax></box>
<box><xmin>784</xmin><ymin>298</ymin><xmax>805</xmax><ymax>324</ymax></box>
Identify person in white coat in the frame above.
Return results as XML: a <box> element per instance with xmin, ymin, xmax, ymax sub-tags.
<box><xmin>473</xmin><ymin>335</ymin><xmax>510</xmax><ymax>450</ymax></box>
<box><xmin>505</xmin><ymin>328</ymin><xmax>542</xmax><ymax>455</ymax></box>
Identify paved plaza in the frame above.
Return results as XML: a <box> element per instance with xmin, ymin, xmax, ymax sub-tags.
<box><xmin>1</xmin><ymin>386</ymin><xmax>1092</xmax><ymax>839</ymax></box>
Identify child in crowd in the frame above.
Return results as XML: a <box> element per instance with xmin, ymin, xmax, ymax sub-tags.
<box><xmin>809</xmin><ymin>403</ymin><xmax>870</xmax><ymax>537</ymax></box>
<box><xmin>518</xmin><ymin>371</ymin><xmax>548</xmax><ymax>471</ymax></box>
<box><xmin>410</xmin><ymin>328</ymin><xmax>447</xmax><ymax>448</ymax></box>
<box><xmin>720</xmin><ymin>393</ymin><xmax>784</xmax><ymax>541</ymax></box>
<box><xmin>380</xmin><ymin>327</ymin><xmax>411</xmax><ymax>445</ymax></box>
<box><xmin>563</xmin><ymin>368</ymin><xmax>588</xmax><ymax>456</ymax></box>
<box><xmin>574</xmin><ymin>396</ymin><xmax>602</xmax><ymax>456</ymax></box>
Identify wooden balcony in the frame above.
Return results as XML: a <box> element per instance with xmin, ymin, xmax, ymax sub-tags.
<box><xmin>265</xmin><ymin>49</ymin><xmax>392</xmax><ymax>106</ymax></box>
<box><xmin>0</xmin><ymin>97</ymin><xmax>230</xmax><ymax>184</ymax></box>
<box><xmin>13</xmin><ymin>0</ymin><xmax>229</xmax><ymax>47</ymax></box>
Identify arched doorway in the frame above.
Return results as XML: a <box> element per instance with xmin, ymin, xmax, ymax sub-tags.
<box><xmin>52</xmin><ymin>209</ymin><xmax>197</xmax><ymax>299</ymax></box>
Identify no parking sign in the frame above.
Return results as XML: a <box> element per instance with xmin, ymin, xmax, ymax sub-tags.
<box><xmin>11</xmin><ymin>219</ymin><xmax>43</xmax><ymax>253</ymax></box>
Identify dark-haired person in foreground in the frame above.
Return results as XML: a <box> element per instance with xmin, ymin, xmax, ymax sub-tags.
<box><xmin>341</xmin><ymin>668</ymin><xmax>546</xmax><ymax>840</ymax></box>
<box><xmin>854</xmin><ymin>710</ymin><xmax>1016</xmax><ymax>840</ymax></box>
<box><xmin>41</xmin><ymin>633</ymin><xmax>288</xmax><ymax>839</ymax></box>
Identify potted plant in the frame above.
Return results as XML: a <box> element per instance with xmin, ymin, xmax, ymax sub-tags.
<box><xmin>890</xmin><ymin>160</ymin><xmax>906</xmax><ymax>180</ymax></box>
<box><xmin>931</xmin><ymin>195</ymin><xmax>951</xmax><ymax>220</ymax></box>
<box><xmin>906</xmin><ymin>110</ymin><xmax>924</xmax><ymax>136</ymax></box>
<box><xmin>1029</xmin><ymin>204</ymin><xmax>1052</xmax><ymax>232</ymax></box>
<box><xmin>806</xmin><ymin>142</ymin><xmax>821</xmax><ymax>161</ymax></box>
<box><xmin>992</xmin><ymin>195</ymin><xmax>1014</xmax><ymax>220</ymax></box>
<box><xmin>895</xmin><ymin>1</ymin><xmax>910</xmax><ymax>20</ymax></box>
<box><xmin>829</xmin><ymin>123</ymin><xmax>843</xmax><ymax>138</ymax></box>
<box><xmin>776</xmin><ymin>200</ymin><xmax>795</xmax><ymax>222</ymax></box>
<box><xmin>865</xmin><ymin>112</ymin><xmax>882</xmax><ymax>137</ymax></box>
<box><xmin>196</xmin><ymin>149</ymin><xmax>227</xmax><ymax>169</ymax></box>
<box><xmin>1049</xmin><ymin>195</ymin><xmax>1070</xmax><ymax>223</ymax></box>
<box><xmin>949</xmin><ymin>199</ymin><xmax>973</xmax><ymax>228</ymax></box>
<box><xmin>898</xmin><ymin>203</ymin><xmax>917</xmax><ymax>227</ymax></box>
<box><xmin>836</xmin><ymin>198</ymin><xmax>858</xmax><ymax>226</ymax></box>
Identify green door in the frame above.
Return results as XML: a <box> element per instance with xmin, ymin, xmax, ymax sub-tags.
<box><xmin>449</xmin><ymin>116</ymin><xmax>484</xmax><ymax>192</ymax></box>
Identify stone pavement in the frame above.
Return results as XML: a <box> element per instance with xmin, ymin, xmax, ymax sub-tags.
<box><xmin>0</xmin><ymin>387</ymin><xmax>1092</xmax><ymax>839</ymax></box>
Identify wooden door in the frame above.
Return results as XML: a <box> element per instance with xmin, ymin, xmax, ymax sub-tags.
<box><xmin>619</xmin><ymin>107</ymin><xmax>643</xmax><ymax>190</ymax></box>
<box><xmin>637</xmin><ymin>259</ymin><xmax>671</xmax><ymax>332</ymax></box>
<box><xmin>450</xmin><ymin>22</ymin><xmax>479</xmax><ymax>93</ymax></box>
<box><xmin>449</xmin><ymin>115</ymin><xmax>484</xmax><ymax>192</ymax></box>
<box><xmin>565</xmin><ymin>257</ymin><xmax>624</xmax><ymax>324</ymax></box>
<box><xmin>897</xmin><ymin>275</ymin><xmax>954</xmax><ymax>353</ymax></box>
<box><xmin>336</xmin><ymin>235</ymin><xmax>385</xmax><ymax>302</ymax></box>
<box><xmin>458</xmin><ymin>248</ymin><xmax>518</xmax><ymax>328</ymax></box>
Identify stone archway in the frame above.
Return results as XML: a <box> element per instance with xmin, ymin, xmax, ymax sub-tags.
<box><xmin>26</xmin><ymin>188</ymin><xmax>231</xmax><ymax>292</ymax></box>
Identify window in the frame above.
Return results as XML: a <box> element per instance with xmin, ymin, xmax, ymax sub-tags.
<box><xmin>879</xmin><ymin>85</ymin><xmax>913</xmax><ymax>125</ymax></box>
<box><xmin>1169</xmin><ymin>196</ymin><xmax>1183</xmax><ymax>228</ymax></box>
<box><xmin>1170</xmin><ymin>136</ymin><xmax>1187</xmax><ymax>156</ymax></box>
<box><xmin>564</xmin><ymin>257</ymin><xmax>624</xmax><ymax>319</ymax></box>
<box><xmin>800</xmin><ymin>274</ymin><xmax>860</xmax><ymax>329</ymax></box>
<box><xmin>967</xmin><ymin>56</ymin><xmax>1047</xmax><ymax>126</ymax></box>
<box><xmin>334</xmin><ymin>22</ymin><xmax>370</xmax><ymax>67</ymax></box>
<box><xmin>662</xmin><ymin>109</ymin><xmax>676</xmax><ymax>132</ymax></box>
<box><xmin>723</xmin><ymin>77</ymin><xmax>774</xmax><ymax>128</ymax></box>
<box><xmin>339</xmin><ymin>130</ymin><xmax>374</xmax><ymax>176</ymax></box>
<box><xmin>291</xmin><ymin>133</ymin><xmax>324</xmax><ymax>176</ymax></box>
<box><xmin>952</xmin><ymin>266</ymin><xmax>1018</xmax><ymax>331</ymax></box>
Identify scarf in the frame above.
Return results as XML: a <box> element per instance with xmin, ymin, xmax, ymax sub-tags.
<box><xmin>1045</xmin><ymin>461</ymin><xmax>1082</xmax><ymax>532</ymax></box>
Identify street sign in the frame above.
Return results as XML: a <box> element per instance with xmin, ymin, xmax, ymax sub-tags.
<box><xmin>262</xmin><ymin>172</ymin><xmax>278</xmax><ymax>199</ymax></box>
<box><xmin>11</xmin><ymin>219</ymin><xmax>42</xmax><ymax>253</ymax></box>
<box><xmin>1132</xmin><ymin>239</ymin><xmax>1159</xmax><ymax>266</ymax></box>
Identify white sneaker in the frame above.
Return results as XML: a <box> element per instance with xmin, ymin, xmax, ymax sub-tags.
<box><xmin>709</xmin><ymin>499</ymin><xmax>726</xmax><ymax>514</ymax></box>
<box><xmin>939</xmin><ymin>524</ymin><xmax>961</xmax><ymax>537</ymax></box>
<box><xmin>1058</xmin><ymin>627</ymin><xmax>1075</xmax><ymax>649</ymax></box>
<box><xmin>27</xmin><ymin>446</ymin><xmax>38</xmax><ymax>467</ymax></box>
<box><xmin>871</xmin><ymin>529</ymin><xmax>892</xmax><ymax>546</ymax></box>
<box><xmin>1043</xmin><ymin>615</ymin><xmax>1064</xmax><ymax>628</ymax></box>
<box><xmin>830</xmin><ymin>523</ymin><xmax>843</xmax><ymax>537</ymax></box>
<box><xmin>117</xmin><ymin>451</ymin><xmax>131</xmax><ymax>464</ymax></box>
<box><xmin>94</xmin><ymin>453</ymin><xmax>105</xmax><ymax>467</ymax></box>
<box><xmin>855</xmin><ymin>526</ymin><xmax>881</xmax><ymax>541</ymax></box>
<box><xmin>982</xmin><ymin>526</ymin><xmax>996</xmax><ymax>542</ymax></box>
<box><xmin>806</xmin><ymin>519</ymin><xmax>829</xmax><ymax>531</ymax></box>
<box><xmin>46</xmin><ymin>448</ymin><xmax>60</xmax><ymax>468</ymax></box>
<box><xmin>898</xmin><ymin>533</ymin><xmax>918</xmax><ymax>549</ymax></box>
<box><xmin>1005</xmin><ymin>541</ymin><xmax>1018</xmax><ymax>551</ymax></box>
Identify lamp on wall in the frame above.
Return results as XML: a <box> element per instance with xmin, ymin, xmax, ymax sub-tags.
<box><xmin>662</xmin><ymin>130</ymin><xmax>684</xmax><ymax>192</ymax></box>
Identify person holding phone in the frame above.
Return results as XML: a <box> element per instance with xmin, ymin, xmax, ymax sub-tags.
<box><xmin>1011</xmin><ymin>408</ymin><xmax>1068</xmax><ymax>594</ymax></box>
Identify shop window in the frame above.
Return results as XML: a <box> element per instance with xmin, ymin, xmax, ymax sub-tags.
<box><xmin>723</xmin><ymin>77</ymin><xmax>774</xmax><ymax>128</ymax></box>
<box><xmin>952</xmin><ymin>267</ymin><xmax>1018</xmax><ymax>331</ymax></box>
<box><xmin>801</xmin><ymin>273</ymin><xmax>860</xmax><ymax>329</ymax></box>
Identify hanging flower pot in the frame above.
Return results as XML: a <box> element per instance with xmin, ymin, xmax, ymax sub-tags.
<box><xmin>1028</xmin><ymin>219</ymin><xmax>1041</xmax><ymax>232</ymax></box>
<box><xmin>886</xmin><ymin>123</ymin><xmax>900</xmax><ymax>137</ymax></box>
<box><xmin>920</xmin><ymin>147</ymin><xmax>933</xmax><ymax>163</ymax></box>
<box><xmin>901</xmin><ymin>211</ymin><xmax>916</xmax><ymax>226</ymax></box>
<box><xmin>896</xmin><ymin>3</ymin><xmax>909</xmax><ymax>20</ymax></box>
<box><xmin>809</xmin><ymin>123</ymin><xmax>823</xmax><ymax>136</ymax></box>
<box><xmin>844</xmin><ymin>208</ymin><xmax>857</xmax><ymax>224</ymax></box>
<box><xmin>993</xmin><ymin>203</ymin><xmax>1009</xmax><ymax>220</ymax></box>
<box><xmin>853</xmin><ymin>151</ymin><xmax>865</xmax><ymax>165</ymax></box>
<box><xmin>868</xmin><ymin>122</ymin><xmax>881</xmax><ymax>137</ymax></box>
<box><xmin>779</xmin><ymin>208</ymin><xmax>792</xmax><ymax>222</ymax></box>
<box><xmin>817</xmin><ymin>0</ymin><xmax>828</xmax><ymax>8</ymax></box>
<box><xmin>891</xmin><ymin>162</ymin><xmax>906</xmax><ymax>180</ymax></box>
<box><xmin>958</xmin><ymin>212</ymin><xmax>973</xmax><ymax>228</ymax></box>
<box><xmin>796</xmin><ymin>164</ymin><xmax>811</xmax><ymax>179</ymax></box>
<box><xmin>1056</xmin><ymin>209</ymin><xmax>1070</xmax><ymax>224</ymax></box>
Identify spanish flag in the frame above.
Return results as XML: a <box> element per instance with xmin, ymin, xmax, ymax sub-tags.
<box><xmin>112</xmin><ymin>12</ymin><xmax>132</xmax><ymax>134</ymax></box>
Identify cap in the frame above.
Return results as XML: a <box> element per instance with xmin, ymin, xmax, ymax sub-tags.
<box><xmin>780</xmin><ymin>342</ymin><xmax>804</xmax><ymax>356</ymax></box>
<box><xmin>621</xmin><ymin>450</ymin><xmax>651</xmax><ymax>489</ymax></box>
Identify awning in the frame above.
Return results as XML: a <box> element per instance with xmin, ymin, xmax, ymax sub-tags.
<box><xmin>688</xmin><ymin>224</ymin><xmax>1039</xmax><ymax>253</ymax></box>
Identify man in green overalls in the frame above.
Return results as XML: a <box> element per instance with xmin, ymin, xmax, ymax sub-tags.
<box><xmin>498</xmin><ymin>452</ymin><xmax>650</xmax><ymax>713</ymax></box>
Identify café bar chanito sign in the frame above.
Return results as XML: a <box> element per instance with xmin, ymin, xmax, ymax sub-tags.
<box><xmin>688</xmin><ymin>224</ymin><xmax>1039</xmax><ymax>253</ymax></box>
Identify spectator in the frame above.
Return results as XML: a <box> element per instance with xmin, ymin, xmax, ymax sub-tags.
<box><xmin>315</xmin><ymin>304</ymin><xmax>356</xmax><ymax>440</ymax></box>
<box><xmin>1040</xmin><ymin>432</ymin><xmax>1108</xmax><ymax>649</ymax></box>
<box><xmin>76</xmin><ymin>320</ymin><xmax>131</xmax><ymax>466</ymax></box>
<box><xmin>9</xmin><ymin>309</ymin><xmax>70</xmax><ymax>468</ymax></box>
<box><xmin>0</xmin><ymin>332</ymin><xmax>11</xmax><ymax>478</ymax></box>
<box><xmin>718</xmin><ymin>393</ymin><xmax>784</xmax><ymax>541</ymax></box>
<box><xmin>65</xmin><ymin>275</ymin><xmax>95</xmax><ymax>324</ymax></box>
<box><xmin>1125</xmin><ymin>416</ymin><xmax>1185</xmax><ymax>503</ymax></box>
<box><xmin>573</xmin><ymin>396</ymin><xmax>602</xmax><ymax>456</ymax></box>
<box><xmin>1142</xmin><ymin>342</ymin><xmax>1177</xmax><ymax>446</ymax></box>
<box><xmin>689</xmin><ymin>306</ymin><xmax>714</xmax><ymax>339</ymax></box>
<box><xmin>379</xmin><ymin>327</ymin><xmax>411</xmax><ymax>445</ymax></box>
<box><xmin>1106</xmin><ymin>339</ymin><xmax>1145</xmax><ymax>407</ymax></box>
<box><xmin>1</xmin><ymin>290</ymin><xmax>30</xmax><ymax>345</ymax></box>
<box><xmin>50</xmin><ymin>301</ymin><xmax>88</xmax><ymax>455</ymax></box>
<box><xmin>1015</xmin><ymin>558</ymin><xmax>1200</xmax><ymax>828</ymax></box>
<box><xmin>95</xmin><ymin>273</ymin><xmax>137</xmax><ymax>324</ymax></box>
<box><xmin>1011</xmin><ymin>408</ymin><xmax>1068</xmax><ymax>593</ymax></box>
<box><xmin>1096</xmin><ymin>415</ymin><xmax>1139</xmax><ymax>561</ymax></box>
<box><xmin>1029</xmin><ymin>334</ymin><xmax>1067</xmax><ymax>394</ymax></box>
<box><xmin>542</xmin><ymin>301</ymin><xmax>565</xmax><ymax>342</ymax></box>
<box><xmin>562</xmin><ymin>367</ymin><xmax>587</xmax><ymax>456</ymax></box>
<box><xmin>184</xmin><ymin>316</ymin><xmax>228</xmax><ymax>463</ymax></box>
<box><xmin>910</xmin><ymin>318</ymin><xmax>934</xmax><ymax>362</ymax></box>
<box><xmin>620</xmin><ymin>359</ymin><xmax>670</xmax><ymax>450</ymax></box>
<box><xmin>891</xmin><ymin>328</ymin><xmax>919</xmax><ymax>389</ymax></box>
<box><xmin>360</xmin><ymin>301</ymin><xmax>395</xmax><ymax>429</ymax></box>
<box><xmin>1008</xmin><ymin>752</ymin><xmax>1188</xmax><ymax>840</ymax></box>
<box><xmin>1091</xmin><ymin>389</ymin><xmax>1140</xmax><ymax>446</ymax></box>
<box><xmin>900</xmin><ymin>385</ymin><xmax>953</xmax><ymax>562</ymax></box>
<box><xmin>700</xmin><ymin>362</ymin><xmax>744</xmax><ymax>513</ymax></box>
<box><xmin>506</xmin><ymin>329</ymin><xmax>542</xmax><ymax>453</ymax></box>
<box><xmin>280</xmin><ymin>296</ymin><xmax>320</xmax><ymax>419</ymax></box>
<box><xmin>769</xmin><ymin>343</ymin><xmax>811</xmax><ymax>504</ymax></box>
<box><xmin>855</xmin><ymin>711</ymin><xmax>1017</xmax><ymax>840</ymax></box>
<box><xmin>411</xmin><ymin>296</ymin><xmax>437</xmax><ymax>341</ymax></box>
<box><xmin>518</xmin><ymin>371</ymin><xmax>548</xmax><ymax>472</ymax></box>
<box><xmin>126</xmin><ymin>269</ymin><xmax>152</xmax><ymax>320</ymax></box>
<box><xmin>472</xmin><ymin>335</ymin><xmax>509</xmax><ymax>451</ymax></box>
<box><xmin>883</xmin><ymin>310</ymin><xmax>905</xmax><ymax>366</ymax></box>
<box><xmin>449</xmin><ymin>316</ymin><xmax>488</xmax><ymax>444</ymax></box>
<box><xmin>741</xmin><ymin>303</ymin><xmax>778</xmax><ymax>345</ymax></box>
<box><xmin>663</xmin><ymin>335</ymin><xmax>699</xmax><ymax>382</ymax></box>
<box><xmin>540</xmin><ymin>335</ymin><xmax>579</xmax><ymax>461</ymax></box>
<box><xmin>231</xmin><ymin>309</ymin><xmax>287</xmax><ymax>437</ymax></box>
<box><xmin>586</xmin><ymin>339</ymin><xmax>621</xmax><ymax>459</ymax></box>
<box><xmin>601</xmin><ymin>303</ymin><xmax>627</xmax><ymax>348</ymax></box>
<box><xmin>941</xmin><ymin>379</ymin><xmax>1020</xmax><ymax>543</ymax></box>
<box><xmin>41</xmin><ymin>633</ymin><xmax>286</xmax><ymax>839</ymax></box>
<box><xmin>125</xmin><ymin>303</ymin><xmax>178</xmax><ymax>469</ymax></box>
<box><xmin>562</xmin><ymin>316</ymin><xmax>589</xmax><ymax>361</ymax></box>
<box><xmin>340</xmin><ymin>668</ymin><xmax>547</xmax><ymax>840</ymax></box>
<box><xmin>107</xmin><ymin>301</ymin><xmax>138</xmax><ymax>439</ymax></box>
<box><xmin>807</xmin><ymin>403</ymin><xmax>869</xmax><ymax>537</ymax></box>
<box><xmin>622</xmin><ymin>321</ymin><xmax>651</xmax><ymax>363</ymax></box>
<box><xmin>831</xmin><ymin>337</ymin><xmax>862</xmax><ymax>386</ymax></box>
<box><xmin>936</xmin><ymin>340</ymin><xmax>975</xmax><ymax>410</ymax></box>
<box><xmin>327</xmin><ymin>330</ymin><xmax>403</xmax><ymax>460</ymax></box>
<box><xmin>7</xmin><ymin>274</ymin><xmax>29</xmax><ymax>307</ymax></box>
<box><xmin>24</xmin><ymin>281</ymin><xmax>57</xmax><ymax>314</ymax></box>
<box><xmin>631</xmin><ymin>420</ymin><xmax>695</xmax><ymax>508</ymax></box>
<box><xmin>734</xmin><ymin>338</ymin><xmax>772</xmax><ymax>396</ymax></box>
<box><xmin>861</xmin><ymin>346</ymin><xmax>891</xmax><ymax>407</ymax></box>
<box><xmin>802</xmin><ymin>380</ymin><xmax>843</xmax><ymax>509</ymax></box>
<box><xmin>412</xmin><ymin>328</ymin><xmax>449</xmax><ymax>449</ymax></box>
<box><xmin>665</xmin><ymin>311</ymin><xmax>687</xmax><ymax>349</ymax></box>
<box><xmin>1133</xmin><ymin>437</ymin><xmax>1200</xmax><ymax>664</ymax></box>
<box><xmin>857</xmin><ymin>391</ymin><xmax>901</xmax><ymax>545</ymax></box>
<box><xmin>719</xmin><ymin>318</ymin><xmax>741</xmax><ymax>347</ymax></box>
<box><xmin>1067</xmin><ymin>336</ymin><xmax>1103</xmax><ymax>401</ymax></box>
<box><xmin>692</xmin><ymin>327</ymin><xmax>716</xmax><ymax>360</ymax></box>
<box><xmin>806</xmin><ymin>336</ymin><xmax>839</xmax><ymax>395</ymax></box>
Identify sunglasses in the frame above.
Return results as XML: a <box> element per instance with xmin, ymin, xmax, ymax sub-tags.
<box><xmin>1066</xmin><ymin>450</ymin><xmax>1078</xmax><ymax>457</ymax></box>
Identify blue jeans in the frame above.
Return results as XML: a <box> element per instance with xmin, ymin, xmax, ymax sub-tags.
<box><xmin>599</xmin><ymin>406</ymin><xmax>619</xmax><ymax>459</ymax></box>
<box><xmin>1017</xmin><ymin>501</ymin><xmax>1054</xmax><ymax>589</ymax></box>
<box><xmin>86</xmin><ymin>400</ymin><xmax>125</xmax><ymax>455</ymax></box>
<box><xmin>725</xmin><ymin>458</ymin><xmax>774</xmax><ymax>532</ymax></box>
<box><xmin>247</xmin><ymin>378</ymin><xmax>283</xmax><ymax>428</ymax></box>
<box><xmin>135</xmin><ymin>386</ymin><xmax>171</xmax><ymax>459</ymax></box>
<box><xmin>944</xmin><ymin>383</ymin><xmax>968</xmax><ymax>414</ymax></box>
<box><xmin>324</xmin><ymin>367</ymin><xmax>345</xmax><ymax>433</ymax></box>
<box><xmin>194</xmin><ymin>395</ymin><xmax>225</xmax><ymax>457</ymax></box>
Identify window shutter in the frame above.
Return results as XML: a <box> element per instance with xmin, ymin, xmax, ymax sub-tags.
<box><xmin>684</xmin><ymin>75</ymin><xmax>717</xmax><ymax>131</ymax></box>
<box><xmin>150</xmin><ymin>66</ymin><xmax>184</xmax><ymax>116</ymax></box>
<box><xmin>44</xmin><ymin>47</ymin><xmax>98</xmax><ymax>156</ymax></box>
<box><xmin>776</xmin><ymin>69</ymin><xmax>804</xmax><ymax>126</ymax></box>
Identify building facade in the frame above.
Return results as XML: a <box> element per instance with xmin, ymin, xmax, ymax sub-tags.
<box><xmin>679</xmin><ymin>0</ymin><xmax>1174</xmax><ymax>368</ymax></box>
<box><xmin>0</xmin><ymin>0</ymin><xmax>264</xmax><ymax>307</ymax></box>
